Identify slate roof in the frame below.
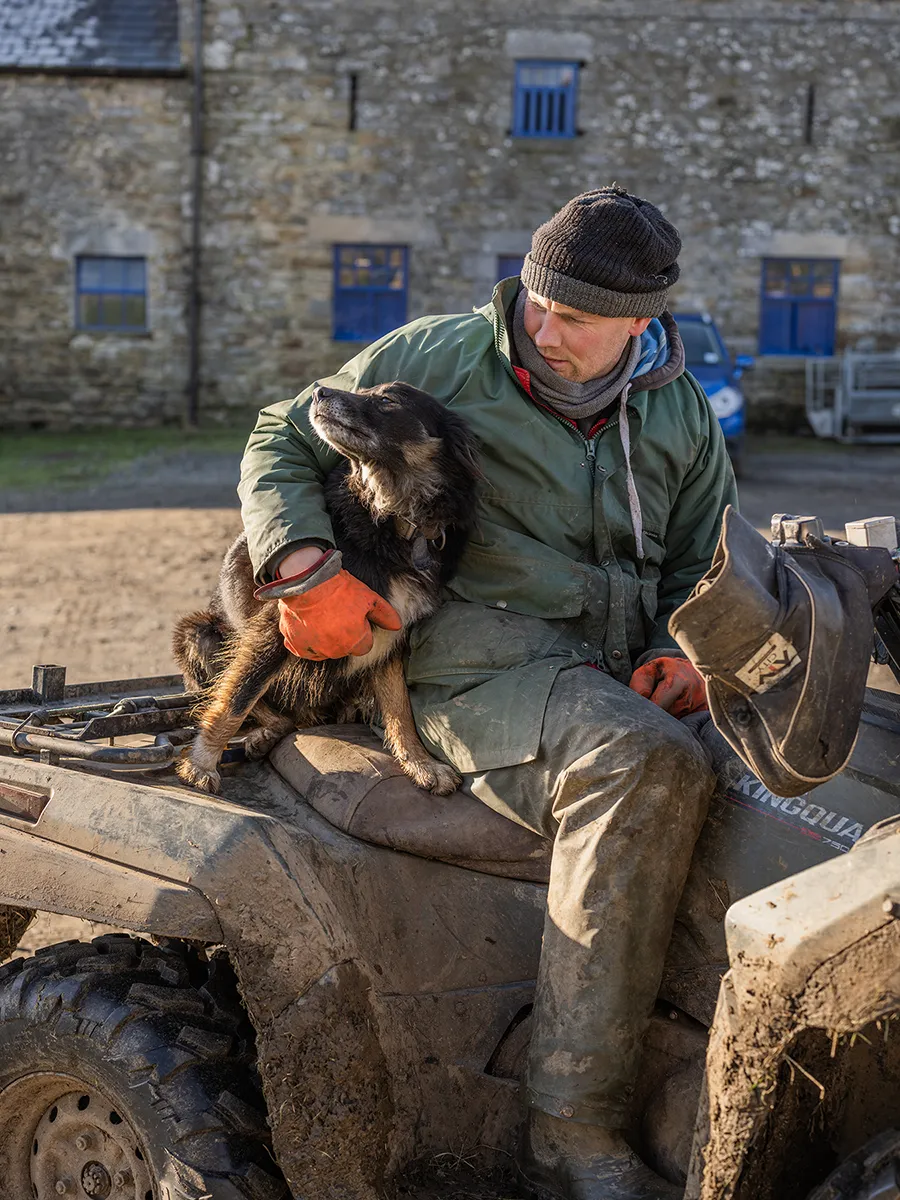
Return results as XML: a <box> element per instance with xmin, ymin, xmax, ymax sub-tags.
<box><xmin>0</xmin><ymin>0</ymin><xmax>181</xmax><ymax>73</ymax></box>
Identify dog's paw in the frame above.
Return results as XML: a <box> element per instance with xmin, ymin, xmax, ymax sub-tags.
<box><xmin>404</xmin><ymin>758</ymin><xmax>461</xmax><ymax>796</ymax></box>
<box><xmin>242</xmin><ymin>727</ymin><xmax>282</xmax><ymax>761</ymax></box>
<box><xmin>176</xmin><ymin>755</ymin><xmax>222</xmax><ymax>794</ymax></box>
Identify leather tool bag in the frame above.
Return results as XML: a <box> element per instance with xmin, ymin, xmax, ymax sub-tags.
<box><xmin>669</xmin><ymin>505</ymin><xmax>896</xmax><ymax>798</ymax></box>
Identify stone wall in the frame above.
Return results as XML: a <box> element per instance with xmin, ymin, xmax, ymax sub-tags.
<box><xmin>2</xmin><ymin>1</ymin><xmax>900</xmax><ymax>430</ymax></box>
<box><xmin>197</xmin><ymin>0</ymin><xmax>900</xmax><ymax>429</ymax></box>
<box><xmin>0</xmin><ymin>73</ymin><xmax>189</xmax><ymax>428</ymax></box>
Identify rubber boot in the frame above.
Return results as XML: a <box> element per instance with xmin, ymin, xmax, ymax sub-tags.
<box><xmin>517</xmin><ymin>1111</ymin><xmax>683</xmax><ymax>1200</ymax></box>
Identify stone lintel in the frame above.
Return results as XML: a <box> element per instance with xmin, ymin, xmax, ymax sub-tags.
<box><xmin>307</xmin><ymin>214</ymin><xmax>438</xmax><ymax>247</ymax></box>
<box><xmin>62</xmin><ymin>225</ymin><xmax>157</xmax><ymax>258</ymax></box>
<box><xmin>741</xmin><ymin>230</ymin><xmax>854</xmax><ymax>260</ymax></box>
<box><xmin>504</xmin><ymin>30</ymin><xmax>594</xmax><ymax>63</ymax></box>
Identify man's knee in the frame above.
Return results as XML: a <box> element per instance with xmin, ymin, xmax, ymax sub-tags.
<box><xmin>637</xmin><ymin>717</ymin><xmax>716</xmax><ymax>822</ymax></box>
<box><xmin>552</xmin><ymin>704</ymin><xmax>715</xmax><ymax>835</ymax></box>
<box><xmin>610</xmin><ymin>709</ymin><xmax>713</xmax><ymax>790</ymax></box>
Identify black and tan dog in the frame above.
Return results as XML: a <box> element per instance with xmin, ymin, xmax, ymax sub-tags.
<box><xmin>172</xmin><ymin>381</ymin><xmax>480</xmax><ymax>796</ymax></box>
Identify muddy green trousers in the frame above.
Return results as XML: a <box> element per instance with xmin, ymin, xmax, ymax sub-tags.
<box><xmin>464</xmin><ymin>665</ymin><xmax>716</xmax><ymax>1128</ymax></box>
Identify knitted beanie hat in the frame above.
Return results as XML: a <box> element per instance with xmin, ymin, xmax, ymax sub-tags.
<box><xmin>520</xmin><ymin>186</ymin><xmax>681</xmax><ymax>318</ymax></box>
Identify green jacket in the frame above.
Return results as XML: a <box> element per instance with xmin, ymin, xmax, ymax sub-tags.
<box><xmin>239</xmin><ymin>280</ymin><xmax>737</xmax><ymax>772</ymax></box>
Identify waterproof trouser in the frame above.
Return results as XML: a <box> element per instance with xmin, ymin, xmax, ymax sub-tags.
<box><xmin>464</xmin><ymin>665</ymin><xmax>716</xmax><ymax>1128</ymax></box>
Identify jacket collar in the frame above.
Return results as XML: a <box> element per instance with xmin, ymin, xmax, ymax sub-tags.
<box><xmin>480</xmin><ymin>279</ymin><xmax>683</xmax><ymax>400</ymax></box>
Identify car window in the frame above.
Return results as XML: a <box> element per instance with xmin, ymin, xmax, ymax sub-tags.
<box><xmin>678</xmin><ymin>322</ymin><xmax>723</xmax><ymax>367</ymax></box>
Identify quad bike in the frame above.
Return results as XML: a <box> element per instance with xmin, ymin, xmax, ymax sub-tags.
<box><xmin>0</xmin><ymin>514</ymin><xmax>898</xmax><ymax>1200</ymax></box>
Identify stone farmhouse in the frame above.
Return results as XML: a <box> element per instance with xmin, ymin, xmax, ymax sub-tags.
<box><xmin>1</xmin><ymin>0</ymin><xmax>899</xmax><ymax>430</ymax></box>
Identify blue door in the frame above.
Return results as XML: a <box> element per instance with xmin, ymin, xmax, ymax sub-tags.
<box><xmin>759</xmin><ymin>259</ymin><xmax>838</xmax><ymax>356</ymax></box>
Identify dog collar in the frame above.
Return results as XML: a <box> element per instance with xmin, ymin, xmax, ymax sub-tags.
<box><xmin>394</xmin><ymin>517</ymin><xmax>446</xmax><ymax>570</ymax></box>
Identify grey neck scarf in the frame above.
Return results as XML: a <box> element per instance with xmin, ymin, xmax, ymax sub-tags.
<box><xmin>512</xmin><ymin>288</ymin><xmax>641</xmax><ymax>421</ymax></box>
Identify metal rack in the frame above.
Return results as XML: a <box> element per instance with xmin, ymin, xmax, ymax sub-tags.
<box><xmin>0</xmin><ymin>665</ymin><xmax>197</xmax><ymax>768</ymax></box>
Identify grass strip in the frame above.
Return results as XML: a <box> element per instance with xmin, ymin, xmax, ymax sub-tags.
<box><xmin>0</xmin><ymin>426</ymin><xmax>248</xmax><ymax>492</ymax></box>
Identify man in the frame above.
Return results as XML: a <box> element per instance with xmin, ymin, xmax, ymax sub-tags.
<box><xmin>239</xmin><ymin>187</ymin><xmax>736</xmax><ymax>1199</ymax></box>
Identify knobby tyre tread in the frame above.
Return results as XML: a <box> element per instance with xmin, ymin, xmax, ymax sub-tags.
<box><xmin>0</xmin><ymin>933</ymin><xmax>287</xmax><ymax>1200</ymax></box>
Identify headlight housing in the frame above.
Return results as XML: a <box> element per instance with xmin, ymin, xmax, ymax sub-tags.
<box><xmin>708</xmin><ymin>385</ymin><xmax>743</xmax><ymax>419</ymax></box>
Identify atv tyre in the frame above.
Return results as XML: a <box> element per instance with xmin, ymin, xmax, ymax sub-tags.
<box><xmin>0</xmin><ymin>934</ymin><xmax>287</xmax><ymax>1200</ymax></box>
<box><xmin>806</xmin><ymin>1128</ymin><xmax>900</xmax><ymax>1199</ymax></box>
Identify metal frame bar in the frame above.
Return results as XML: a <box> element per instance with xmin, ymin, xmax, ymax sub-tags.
<box><xmin>0</xmin><ymin>667</ymin><xmax>197</xmax><ymax>766</ymax></box>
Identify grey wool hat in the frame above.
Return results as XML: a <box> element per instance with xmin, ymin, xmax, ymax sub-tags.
<box><xmin>520</xmin><ymin>186</ymin><xmax>682</xmax><ymax>318</ymax></box>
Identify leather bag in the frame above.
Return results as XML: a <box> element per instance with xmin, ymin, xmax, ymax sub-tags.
<box><xmin>669</xmin><ymin>506</ymin><xmax>896</xmax><ymax>798</ymax></box>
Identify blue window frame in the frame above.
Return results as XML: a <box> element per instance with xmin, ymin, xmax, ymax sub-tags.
<box><xmin>496</xmin><ymin>254</ymin><xmax>525</xmax><ymax>283</ymax></box>
<box><xmin>759</xmin><ymin>258</ymin><xmax>839</xmax><ymax>356</ymax></box>
<box><xmin>76</xmin><ymin>256</ymin><xmax>147</xmax><ymax>331</ymax></box>
<box><xmin>513</xmin><ymin>61</ymin><xmax>579</xmax><ymax>139</ymax></box>
<box><xmin>333</xmin><ymin>244</ymin><xmax>408</xmax><ymax>342</ymax></box>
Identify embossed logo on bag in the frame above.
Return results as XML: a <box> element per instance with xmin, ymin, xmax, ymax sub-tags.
<box><xmin>735</xmin><ymin>633</ymin><xmax>801</xmax><ymax>693</ymax></box>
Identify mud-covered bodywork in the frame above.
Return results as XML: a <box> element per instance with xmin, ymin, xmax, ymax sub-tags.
<box><xmin>688</xmin><ymin>814</ymin><xmax>900</xmax><ymax>1200</ymax></box>
<box><xmin>0</xmin><ymin>746</ymin><xmax>544</xmax><ymax>1196</ymax></box>
<box><xmin>0</xmin><ymin>674</ymin><xmax>898</xmax><ymax>1197</ymax></box>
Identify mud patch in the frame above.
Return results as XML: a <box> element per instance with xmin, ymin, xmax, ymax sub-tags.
<box><xmin>398</xmin><ymin>1159</ymin><xmax>517</xmax><ymax>1200</ymax></box>
<box><xmin>255</xmin><ymin>960</ymin><xmax>394</xmax><ymax>1200</ymax></box>
<box><xmin>692</xmin><ymin>921</ymin><xmax>900</xmax><ymax>1200</ymax></box>
<box><xmin>0</xmin><ymin>906</ymin><xmax>33</xmax><ymax>963</ymax></box>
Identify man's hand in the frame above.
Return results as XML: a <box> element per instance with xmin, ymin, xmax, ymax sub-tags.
<box><xmin>255</xmin><ymin>549</ymin><xmax>402</xmax><ymax>660</ymax></box>
<box><xmin>629</xmin><ymin>656</ymin><xmax>707</xmax><ymax>718</ymax></box>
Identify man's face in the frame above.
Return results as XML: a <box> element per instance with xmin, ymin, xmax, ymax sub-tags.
<box><xmin>523</xmin><ymin>291</ymin><xmax>653</xmax><ymax>383</ymax></box>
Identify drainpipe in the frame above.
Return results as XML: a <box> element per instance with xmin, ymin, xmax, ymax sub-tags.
<box><xmin>186</xmin><ymin>0</ymin><xmax>204</xmax><ymax>426</ymax></box>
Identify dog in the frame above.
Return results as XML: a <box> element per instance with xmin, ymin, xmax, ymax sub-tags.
<box><xmin>172</xmin><ymin>381</ymin><xmax>480</xmax><ymax>797</ymax></box>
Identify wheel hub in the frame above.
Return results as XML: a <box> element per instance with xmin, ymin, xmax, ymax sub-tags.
<box><xmin>81</xmin><ymin>1161</ymin><xmax>112</xmax><ymax>1198</ymax></box>
<box><xmin>25</xmin><ymin>1085</ymin><xmax>153</xmax><ymax>1200</ymax></box>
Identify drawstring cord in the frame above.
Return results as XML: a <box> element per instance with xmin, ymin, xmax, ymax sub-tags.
<box><xmin>617</xmin><ymin>383</ymin><xmax>645</xmax><ymax>561</ymax></box>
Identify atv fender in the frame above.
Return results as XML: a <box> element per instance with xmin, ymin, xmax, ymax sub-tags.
<box><xmin>0</xmin><ymin>821</ymin><xmax>222</xmax><ymax>940</ymax></box>
<box><xmin>688</xmin><ymin>818</ymin><xmax>900</xmax><ymax>1200</ymax></box>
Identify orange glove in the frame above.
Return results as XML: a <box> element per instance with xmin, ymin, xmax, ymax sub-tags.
<box><xmin>629</xmin><ymin>656</ymin><xmax>707</xmax><ymax>717</ymax></box>
<box><xmin>254</xmin><ymin>550</ymin><xmax>401</xmax><ymax>660</ymax></box>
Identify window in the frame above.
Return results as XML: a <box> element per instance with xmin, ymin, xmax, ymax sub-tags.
<box><xmin>513</xmin><ymin>61</ymin><xmax>579</xmax><ymax>138</ymax></box>
<box><xmin>333</xmin><ymin>245</ymin><xmax>408</xmax><ymax>342</ymax></box>
<box><xmin>678</xmin><ymin>322</ymin><xmax>724</xmax><ymax>368</ymax></box>
<box><xmin>76</xmin><ymin>256</ymin><xmax>147</xmax><ymax>331</ymax></box>
<box><xmin>496</xmin><ymin>254</ymin><xmax>525</xmax><ymax>283</ymax></box>
<box><xmin>759</xmin><ymin>259</ymin><xmax>839</xmax><ymax>356</ymax></box>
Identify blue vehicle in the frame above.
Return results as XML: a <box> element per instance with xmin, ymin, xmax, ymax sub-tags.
<box><xmin>674</xmin><ymin>312</ymin><xmax>753</xmax><ymax>473</ymax></box>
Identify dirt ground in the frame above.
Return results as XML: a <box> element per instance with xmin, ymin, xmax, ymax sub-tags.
<box><xmin>0</xmin><ymin>505</ymin><xmax>242</xmax><ymax>687</ymax></box>
<box><xmin>2</xmin><ymin>437</ymin><xmax>897</xmax><ymax>693</ymax></box>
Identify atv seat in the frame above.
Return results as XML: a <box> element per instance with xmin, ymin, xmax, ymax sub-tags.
<box><xmin>270</xmin><ymin>724</ymin><xmax>552</xmax><ymax>883</ymax></box>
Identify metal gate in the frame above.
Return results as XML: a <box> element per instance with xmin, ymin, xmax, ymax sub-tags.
<box><xmin>806</xmin><ymin>352</ymin><xmax>900</xmax><ymax>443</ymax></box>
